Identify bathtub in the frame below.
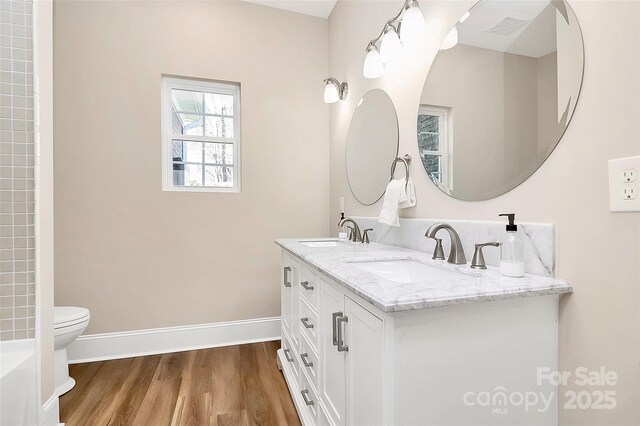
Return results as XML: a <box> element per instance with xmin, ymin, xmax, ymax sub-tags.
<box><xmin>0</xmin><ymin>339</ymin><xmax>38</xmax><ymax>426</ymax></box>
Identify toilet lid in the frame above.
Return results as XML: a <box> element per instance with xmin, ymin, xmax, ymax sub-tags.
<box><xmin>54</xmin><ymin>306</ymin><xmax>90</xmax><ymax>329</ymax></box>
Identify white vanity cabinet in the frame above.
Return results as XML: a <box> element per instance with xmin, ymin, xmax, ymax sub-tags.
<box><xmin>277</xmin><ymin>245</ymin><xmax>565</xmax><ymax>426</ymax></box>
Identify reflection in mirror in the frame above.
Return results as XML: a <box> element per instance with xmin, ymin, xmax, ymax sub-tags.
<box><xmin>347</xmin><ymin>89</ymin><xmax>399</xmax><ymax>205</ymax></box>
<box><xmin>417</xmin><ymin>0</ymin><xmax>583</xmax><ymax>201</ymax></box>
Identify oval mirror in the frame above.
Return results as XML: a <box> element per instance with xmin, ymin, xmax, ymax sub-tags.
<box><xmin>347</xmin><ymin>89</ymin><xmax>399</xmax><ymax>205</ymax></box>
<box><xmin>417</xmin><ymin>0</ymin><xmax>584</xmax><ymax>201</ymax></box>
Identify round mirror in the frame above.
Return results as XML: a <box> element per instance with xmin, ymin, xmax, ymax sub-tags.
<box><xmin>417</xmin><ymin>0</ymin><xmax>584</xmax><ymax>201</ymax></box>
<box><xmin>347</xmin><ymin>89</ymin><xmax>399</xmax><ymax>205</ymax></box>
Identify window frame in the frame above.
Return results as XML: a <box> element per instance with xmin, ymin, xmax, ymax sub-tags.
<box><xmin>418</xmin><ymin>105</ymin><xmax>453</xmax><ymax>191</ymax></box>
<box><xmin>161</xmin><ymin>76</ymin><xmax>241</xmax><ymax>193</ymax></box>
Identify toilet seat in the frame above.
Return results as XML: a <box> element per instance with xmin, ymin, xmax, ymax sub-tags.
<box><xmin>54</xmin><ymin>306</ymin><xmax>90</xmax><ymax>329</ymax></box>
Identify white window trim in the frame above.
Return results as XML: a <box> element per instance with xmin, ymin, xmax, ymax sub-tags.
<box><xmin>161</xmin><ymin>76</ymin><xmax>241</xmax><ymax>193</ymax></box>
<box><xmin>419</xmin><ymin>105</ymin><xmax>453</xmax><ymax>191</ymax></box>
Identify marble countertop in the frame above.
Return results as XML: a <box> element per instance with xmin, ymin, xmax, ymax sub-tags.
<box><xmin>275</xmin><ymin>238</ymin><xmax>572</xmax><ymax>313</ymax></box>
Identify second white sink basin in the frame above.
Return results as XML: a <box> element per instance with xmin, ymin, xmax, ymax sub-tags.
<box><xmin>348</xmin><ymin>259</ymin><xmax>466</xmax><ymax>284</ymax></box>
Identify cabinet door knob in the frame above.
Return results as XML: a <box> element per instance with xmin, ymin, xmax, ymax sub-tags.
<box><xmin>337</xmin><ymin>315</ymin><xmax>349</xmax><ymax>352</ymax></box>
<box><xmin>301</xmin><ymin>317</ymin><xmax>314</xmax><ymax>329</ymax></box>
<box><xmin>301</xmin><ymin>389</ymin><xmax>315</xmax><ymax>406</ymax></box>
<box><xmin>300</xmin><ymin>353</ymin><xmax>313</xmax><ymax>367</ymax></box>
<box><xmin>301</xmin><ymin>281</ymin><xmax>314</xmax><ymax>291</ymax></box>
<box><xmin>283</xmin><ymin>267</ymin><xmax>292</xmax><ymax>287</ymax></box>
<box><xmin>284</xmin><ymin>348</ymin><xmax>293</xmax><ymax>362</ymax></box>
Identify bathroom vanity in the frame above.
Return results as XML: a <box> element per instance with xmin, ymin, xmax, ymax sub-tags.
<box><xmin>276</xmin><ymin>238</ymin><xmax>571</xmax><ymax>426</ymax></box>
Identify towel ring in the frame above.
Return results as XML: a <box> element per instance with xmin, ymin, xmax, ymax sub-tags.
<box><xmin>390</xmin><ymin>154</ymin><xmax>412</xmax><ymax>186</ymax></box>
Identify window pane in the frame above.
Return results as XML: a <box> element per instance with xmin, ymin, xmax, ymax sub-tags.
<box><xmin>175</xmin><ymin>114</ymin><xmax>203</xmax><ymax>136</ymax></box>
<box><xmin>205</xmin><ymin>166</ymin><xmax>233</xmax><ymax>187</ymax></box>
<box><xmin>172</xmin><ymin>90</ymin><xmax>203</xmax><ymax>113</ymax></box>
<box><xmin>422</xmin><ymin>154</ymin><xmax>442</xmax><ymax>183</ymax></box>
<box><xmin>418</xmin><ymin>132</ymin><xmax>440</xmax><ymax>151</ymax></box>
<box><xmin>418</xmin><ymin>114</ymin><xmax>439</xmax><ymax>133</ymax></box>
<box><xmin>184</xmin><ymin>164</ymin><xmax>203</xmax><ymax>186</ymax></box>
<box><xmin>205</xmin><ymin>93</ymin><xmax>234</xmax><ymax>116</ymax></box>
<box><xmin>204</xmin><ymin>143</ymin><xmax>233</xmax><ymax>164</ymax></box>
<box><xmin>205</xmin><ymin>116</ymin><xmax>234</xmax><ymax>138</ymax></box>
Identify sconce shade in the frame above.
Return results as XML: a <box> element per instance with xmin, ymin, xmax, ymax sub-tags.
<box><xmin>440</xmin><ymin>26</ymin><xmax>458</xmax><ymax>50</ymax></box>
<box><xmin>380</xmin><ymin>27</ymin><xmax>402</xmax><ymax>63</ymax></box>
<box><xmin>363</xmin><ymin>46</ymin><xmax>384</xmax><ymax>79</ymax></box>
<box><xmin>324</xmin><ymin>81</ymin><xmax>340</xmax><ymax>103</ymax></box>
<box><xmin>400</xmin><ymin>3</ymin><xmax>425</xmax><ymax>45</ymax></box>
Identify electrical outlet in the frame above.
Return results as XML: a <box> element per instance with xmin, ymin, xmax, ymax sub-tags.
<box><xmin>609</xmin><ymin>156</ymin><xmax>640</xmax><ymax>212</ymax></box>
<box><xmin>622</xmin><ymin>169</ymin><xmax>637</xmax><ymax>182</ymax></box>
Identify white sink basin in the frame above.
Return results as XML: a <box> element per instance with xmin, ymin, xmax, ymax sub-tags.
<box><xmin>301</xmin><ymin>240</ymin><xmax>351</xmax><ymax>248</ymax></box>
<box><xmin>348</xmin><ymin>259</ymin><xmax>466</xmax><ymax>284</ymax></box>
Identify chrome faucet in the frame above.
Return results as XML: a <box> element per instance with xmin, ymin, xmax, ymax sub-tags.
<box><xmin>338</xmin><ymin>217</ymin><xmax>362</xmax><ymax>242</ymax></box>
<box><xmin>425</xmin><ymin>223</ymin><xmax>467</xmax><ymax>265</ymax></box>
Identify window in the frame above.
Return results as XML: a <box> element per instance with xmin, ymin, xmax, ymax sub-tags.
<box><xmin>162</xmin><ymin>77</ymin><xmax>241</xmax><ymax>192</ymax></box>
<box><xmin>417</xmin><ymin>105</ymin><xmax>452</xmax><ymax>190</ymax></box>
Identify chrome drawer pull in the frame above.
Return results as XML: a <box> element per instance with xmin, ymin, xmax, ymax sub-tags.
<box><xmin>301</xmin><ymin>317</ymin><xmax>314</xmax><ymax>329</ymax></box>
<box><xmin>283</xmin><ymin>267</ymin><xmax>291</xmax><ymax>288</ymax></box>
<box><xmin>300</xmin><ymin>353</ymin><xmax>313</xmax><ymax>367</ymax></box>
<box><xmin>301</xmin><ymin>281</ymin><xmax>314</xmax><ymax>291</ymax></box>
<box><xmin>301</xmin><ymin>389</ymin><xmax>315</xmax><ymax>406</ymax></box>
<box><xmin>332</xmin><ymin>311</ymin><xmax>342</xmax><ymax>346</ymax></box>
<box><xmin>284</xmin><ymin>348</ymin><xmax>293</xmax><ymax>362</ymax></box>
<box><xmin>337</xmin><ymin>315</ymin><xmax>349</xmax><ymax>352</ymax></box>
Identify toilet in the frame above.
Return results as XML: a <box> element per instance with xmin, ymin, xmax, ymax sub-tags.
<box><xmin>54</xmin><ymin>306</ymin><xmax>90</xmax><ymax>396</ymax></box>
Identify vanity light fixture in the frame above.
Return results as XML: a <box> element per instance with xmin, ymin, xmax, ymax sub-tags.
<box><xmin>362</xmin><ymin>0</ymin><xmax>425</xmax><ymax>78</ymax></box>
<box><xmin>323</xmin><ymin>78</ymin><xmax>348</xmax><ymax>103</ymax></box>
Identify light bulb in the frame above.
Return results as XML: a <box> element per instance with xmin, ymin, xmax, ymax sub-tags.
<box><xmin>323</xmin><ymin>81</ymin><xmax>339</xmax><ymax>103</ymax></box>
<box><xmin>363</xmin><ymin>46</ymin><xmax>384</xmax><ymax>79</ymax></box>
<box><xmin>440</xmin><ymin>26</ymin><xmax>458</xmax><ymax>50</ymax></box>
<box><xmin>380</xmin><ymin>27</ymin><xmax>402</xmax><ymax>63</ymax></box>
<box><xmin>400</xmin><ymin>4</ymin><xmax>426</xmax><ymax>46</ymax></box>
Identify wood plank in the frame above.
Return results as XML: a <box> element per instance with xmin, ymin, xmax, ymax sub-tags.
<box><xmin>59</xmin><ymin>343</ymin><xmax>300</xmax><ymax>426</ymax></box>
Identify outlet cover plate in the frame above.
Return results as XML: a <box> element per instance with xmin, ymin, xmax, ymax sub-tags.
<box><xmin>609</xmin><ymin>156</ymin><xmax>640</xmax><ymax>212</ymax></box>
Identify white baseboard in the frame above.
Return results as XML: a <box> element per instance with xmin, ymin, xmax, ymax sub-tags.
<box><xmin>41</xmin><ymin>393</ymin><xmax>60</xmax><ymax>425</ymax></box>
<box><xmin>67</xmin><ymin>316</ymin><xmax>281</xmax><ymax>364</ymax></box>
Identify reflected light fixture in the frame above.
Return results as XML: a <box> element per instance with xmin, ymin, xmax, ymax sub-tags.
<box><xmin>440</xmin><ymin>26</ymin><xmax>458</xmax><ymax>50</ymax></box>
<box><xmin>362</xmin><ymin>0</ymin><xmax>425</xmax><ymax>78</ymax></box>
<box><xmin>363</xmin><ymin>45</ymin><xmax>384</xmax><ymax>79</ymax></box>
<box><xmin>323</xmin><ymin>78</ymin><xmax>348</xmax><ymax>103</ymax></box>
<box><xmin>399</xmin><ymin>0</ymin><xmax>426</xmax><ymax>45</ymax></box>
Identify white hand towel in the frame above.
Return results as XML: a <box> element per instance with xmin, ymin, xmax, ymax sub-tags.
<box><xmin>399</xmin><ymin>177</ymin><xmax>416</xmax><ymax>209</ymax></box>
<box><xmin>378</xmin><ymin>179</ymin><xmax>405</xmax><ymax>227</ymax></box>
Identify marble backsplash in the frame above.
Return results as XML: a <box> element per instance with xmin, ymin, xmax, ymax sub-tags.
<box><xmin>352</xmin><ymin>217</ymin><xmax>555</xmax><ymax>277</ymax></box>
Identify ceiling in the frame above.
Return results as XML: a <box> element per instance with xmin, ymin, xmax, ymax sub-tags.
<box><xmin>459</xmin><ymin>1</ymin><xmax>559</xmax><ymax>58</ymax></box>
<box><xmin>242</xmin><ymin>0</ymin><xmax>337</xmax><ymax>18</ymax></box>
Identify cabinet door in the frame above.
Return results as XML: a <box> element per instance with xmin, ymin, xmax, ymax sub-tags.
<box><xmin>344</xmin><ymin>297</ymin><xmax>384</xmax><ymax>426</ymax></box>
<box><xmin>281</xmin><ymin>255</ymin><xmax>293</xmax><ymax>336</ymax></box>
<box><xmin>319</xmin><ymin>280</ymin><xmax>346</xmax><ymax>426</ymax></box>
<box><xmin>282</xmin><ymin>254</ymin><xmax>301</xmax><ymax>349</ymax></box>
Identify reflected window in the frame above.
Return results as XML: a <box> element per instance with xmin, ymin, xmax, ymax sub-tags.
<box><xmin>162</xmin><ymin>77</ymin><xmax>241</xmax><ymax>192</ymax></box>
<box><xmin>418</xmin><ymin>105</ymin><xmax>451</xmax><ymax>189</ymax></box>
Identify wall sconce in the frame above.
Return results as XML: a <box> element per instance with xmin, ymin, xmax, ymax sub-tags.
<box><xmin>363</xmin><ymin>0</ymin><xmax>425</xmax><ymax>79</ymax></box>
<box><xmin>323</xmin><ymin>78</ymin><xmax>348</xmax><ymax>103</ymax></box>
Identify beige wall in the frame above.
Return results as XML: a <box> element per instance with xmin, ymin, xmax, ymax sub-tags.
<box><xmin>53</xmin><ymin>0</ymin><xmax>330</xmax><ymax>334</ymax></box>
<box><xmin>328</xmin><ymin>1</ymin><xmax>640</xmax><ymax>424</ymax></box>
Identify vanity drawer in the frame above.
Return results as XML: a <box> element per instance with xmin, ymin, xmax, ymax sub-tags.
<box><xmin>299</xmin><ymin>298</ymin><xmax>319</xmax><ymax>352</ymax></box>
<box><xmin>298</xmin><ymin>332</ymin><xmax>319</xmax><ymax>392</ymax></box>
<box><xmin>300</xmin><ymin>266</ymin><xmax>319</xmax><ymax>311</ymax></box>
<box><xmin>299</xmin><ymin>366</ymin><xmax>319</xmax><ymax>425</ymax></box>
<box><xmin>282</xmin><ymin>329</ymin><xmax>300</xmax><ymax>383</ymax></box>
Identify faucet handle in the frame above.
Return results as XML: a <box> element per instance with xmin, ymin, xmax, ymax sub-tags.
<box><xmin>362</xmin><ymin>229</ymin><xmax>373</xmax><ymax>244</ymax></box>
<box><xmin>429</xmin><ymin>238</ymin><xmax>445</xmax><ymax>260</ymax></box>
<box><xmin>470</xmin><ymin>242</ymin><xmax>500</xmax><ymax>269</ymax></box>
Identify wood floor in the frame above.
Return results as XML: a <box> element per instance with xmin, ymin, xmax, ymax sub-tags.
<box><xmin>59</xmin><ymin>341</ymin><xmax>301</xmax><ymax>426</ymax></box>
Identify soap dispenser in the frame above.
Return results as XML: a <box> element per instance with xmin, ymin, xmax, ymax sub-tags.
<box><xmin>498</xmin><ymin>213</ymin><xmax>524</xmax><ymax>277</ymax></box>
